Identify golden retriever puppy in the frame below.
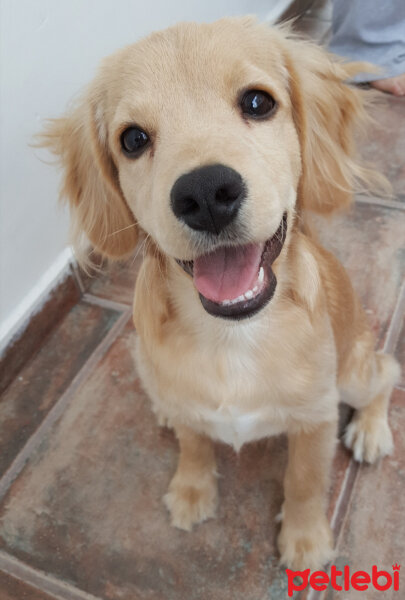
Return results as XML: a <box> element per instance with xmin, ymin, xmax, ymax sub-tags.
<box><xmin>40</xmin><ymin>17</ymin><xmax>400</xmax><ymax>569</ymax></box>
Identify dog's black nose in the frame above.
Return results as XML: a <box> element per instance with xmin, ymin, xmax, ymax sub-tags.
<box><xmin>170</xmin><ymin>164</ymin><xmax>245</xmax><ymax>234</ymax></box>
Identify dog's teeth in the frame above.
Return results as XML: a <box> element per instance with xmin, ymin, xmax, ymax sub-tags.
<box><xmin>258</xmin><ymin>266</ymin><xmax>264</xmax><ymax>283</ymax></box>
<box><xmin>221</xmin><ymin>288</ymin><xmax>257</xmax><ymax>306</ymax></box>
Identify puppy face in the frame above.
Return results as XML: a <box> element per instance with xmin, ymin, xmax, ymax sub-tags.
<box><xmin>104</xmin><ymin>19</ymin><xmax>301</xmax><ymax>318</ymax></box>
<box><xmin>41</xmin><ymin>18</ymin><xmax>382</xmax><ymax>319</ymax></box>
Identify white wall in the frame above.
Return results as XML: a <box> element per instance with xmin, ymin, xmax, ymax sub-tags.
<box><xmin>0</xmin><ymin>0</ymin><xmax>287</xmax><ymax>349</ymax></box>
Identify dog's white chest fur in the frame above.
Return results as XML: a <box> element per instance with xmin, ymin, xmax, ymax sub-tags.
<box><xmin>197</xmin><ymin>404</ymin><xmax>283</xmax><ymax>451</ymax></box>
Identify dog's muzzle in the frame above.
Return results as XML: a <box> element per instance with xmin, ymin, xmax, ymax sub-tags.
<box><xmin>176</xmin><ymin>213</ymin><xmax>288</xmax><ymax>320</ymax></box>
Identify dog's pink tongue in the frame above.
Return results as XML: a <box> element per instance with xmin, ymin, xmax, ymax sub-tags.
<box><xmin>193</xmin><ymin>244</ymin><xmax>262</xmax><ymax>303</ymax></box>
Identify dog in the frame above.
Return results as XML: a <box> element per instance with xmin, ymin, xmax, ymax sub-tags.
<box><xmin>40</xmin><ymin>17</ymin><xmax>400</xmax><ymax>570</ymax></box>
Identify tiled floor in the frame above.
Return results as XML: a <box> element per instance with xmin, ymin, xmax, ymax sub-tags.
<box><xmin>1</xmin><ymin>4</ymin><xmax>404</xmax><ymax>600</ymax></box>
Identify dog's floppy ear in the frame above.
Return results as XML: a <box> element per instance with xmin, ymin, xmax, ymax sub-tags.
<box><xmin>281</xmin><ymin>34</ymin><xmax>388</xmax><ymax>214</ymax></box>
<box><xmin>39</xmin><ymin>90</ymin><xmax>138</xmax><ymax>263</ymax></box>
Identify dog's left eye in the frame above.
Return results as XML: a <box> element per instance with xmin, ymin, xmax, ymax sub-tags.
<box><xmin>121</xmin><ymin>126</ymin><xmax>149</xmax><ymax>157</ymax></box>
<box><xmin>240</xmin><ymin>90</ymin><xmax>276</xmax><ymax>119</ymax></box>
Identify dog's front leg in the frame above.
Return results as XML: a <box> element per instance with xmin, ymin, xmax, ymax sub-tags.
<box><xmin>278</xmin><ymin>420</ymin><xmax>337</xmax><ymax>570</ymax></box>
<box><xmin>164</xmin><ymin>425</ymin><xmax>218</xmax><ymax>531</ymax></box>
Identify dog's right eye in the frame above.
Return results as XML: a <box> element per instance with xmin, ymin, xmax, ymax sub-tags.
<box><xmin>240</xmin><ymin>90</ymin><xmax>276</xmax><ymax>119</ymax></box>
<box><xmin>121</xmin><ymin>126</ymin><xmax>149</xmax><ymax>157</ymax></box>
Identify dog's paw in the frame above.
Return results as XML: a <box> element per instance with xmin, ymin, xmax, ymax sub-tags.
<box><xmin>163</xmin><ymin>473</ymin><xmax>217</xmax><ymax>531</ymax></box>
<box><xmin>278</xmin><ymin>515</ymin><xmax>334</xmax><ymax>570</ymax></box>
<box><xmin>344</xmin><ymin>414</ymin><xmax>393</xmax><ymax>463</ymax></box>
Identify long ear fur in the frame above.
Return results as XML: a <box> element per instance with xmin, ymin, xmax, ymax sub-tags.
<box><xmin>38</xmin><ymin>91</ymin><xmax>138</xmax><ymax>265</ymax></box>
<box><xmin>280</xmin><ymin>32</ymin><xmax>389</xmax><ymax>215</ymax></box>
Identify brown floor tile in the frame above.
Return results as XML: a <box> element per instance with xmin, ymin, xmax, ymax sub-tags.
<box><xmin>85</xmin><ymin>252</ymin><xmax>143</xmax><ymax>305</ymax></box>
<box><xmin>0</xmin><ymin>322</ymin><xmax>296</xmax><ymax>600</ymax></box>
<box><xmin>359</xmin><ymin>95</ymin><xmax>405</xmax><ymax>202</ymax></box>
<box><xmin>0</xmin><ymin>570</ymin><xmax>56</xmax><ymax>600</ymax></box>
<box><xmin>0</xmin><ymin>271</ymin><xmax>80</xmax><ymax>396</ymax></box>
<box><xmin>0</xmin><ymin>301</ymin><xmax>121</xmax><ymax>477</ymax></box>
<box><xmin>319</xmin><ymin>388</ymin><xmax>405</xmax><ymax>600</ymax></box>
<box><xmin>313</xmin><ymin>202</ymin><xmax>405</xmax><ymax>347</ymax></box>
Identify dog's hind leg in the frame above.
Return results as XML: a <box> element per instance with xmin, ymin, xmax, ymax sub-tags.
<box><xmin>339</xmin><ymin>333</ymin><xmax>400</xmax><ymax>463</ymax></box>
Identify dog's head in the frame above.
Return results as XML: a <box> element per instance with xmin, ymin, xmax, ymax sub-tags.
<box><xmin>40</xmin><ymin>18</ymin><xmax>382</xmax><ymax>320</ymax></box>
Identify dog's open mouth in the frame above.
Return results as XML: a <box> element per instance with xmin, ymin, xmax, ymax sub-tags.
<box><xmin>177</xmin><ymin>213</ymin><xmax>287</xmax><ymax>319</ymax></box>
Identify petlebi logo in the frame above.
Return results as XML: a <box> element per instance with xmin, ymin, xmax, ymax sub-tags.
<box><xmin>286</xmin><ymin>564</ymin><xmax>400</xmax><ymax>596</ymax></box>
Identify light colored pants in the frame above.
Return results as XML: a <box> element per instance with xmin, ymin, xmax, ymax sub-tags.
<box><xmin>329</xmin><ymin>0</ymin><xmax>405</xmax><ymax>82</ymax></box>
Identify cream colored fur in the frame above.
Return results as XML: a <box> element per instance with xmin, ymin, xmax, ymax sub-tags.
<box><xmin>40</xmin><ymin>17</ymin><xmax>400</xmax><ymax>570</ymax></box>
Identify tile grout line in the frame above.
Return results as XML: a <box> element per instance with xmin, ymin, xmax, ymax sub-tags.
<box><xmin>0</xmin><ymin>308</ymin><xmax>131</xmax><ymax>502</ymax></box>
<box><xmin>329</xmin><ymin>459</ymin><xmax>359</xmax><ymax>537</ymax></box>
<box><xmin>82</xmin><ymin>292</ymin><xmax>132</xmax><ymax>312</ymax></box>
<box><xmin>355</xmin><ymin>195</ymin><xmax>405</xmax><ymax>211</ymax></box>
<box><xmin>0</xmin><ymin>550</ymin><xmax>102</xmax><ymax>600</ymax></box>
<box><xmin>306</xmin><ymin>583</ymin><xmax>322</xmax><ymax>600</ymax></box>
<box><xmin>382</xmin><ymin>280</ymin><xmax>405</xmax><ymax>354</ymax></box>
